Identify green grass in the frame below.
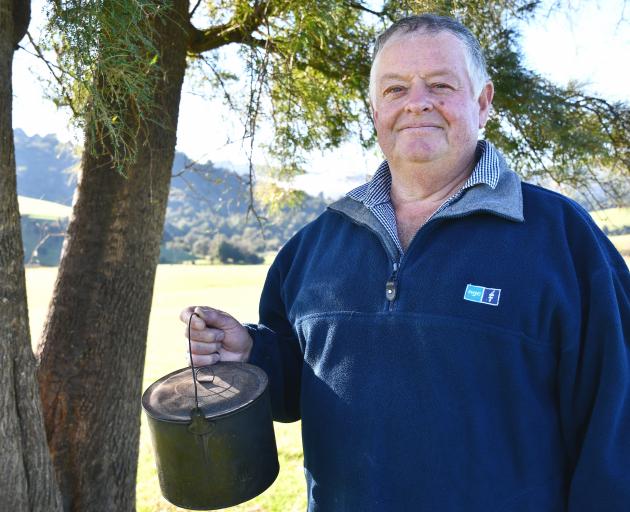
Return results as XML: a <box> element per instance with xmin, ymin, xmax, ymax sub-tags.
<box><xmin>609</xmin><ymin>234</ymin><xmax>630</xmax><ymax>256</ymax></box>
<box><xmin>25</xmin><ymin>264</ymin><xmax>306</xmax><ymax>512</ymax></box>
<box><xmin>589</xmin><ymin>207</ymin><xmax>630</xmax><ymax>256</ymax></box>
<box><xmin>590</xmin><ymin>206</ymin><xmax>630</xmax><ymax>232</ymax></box>
<box><xmin>23</xmin><ymin>240</ymin><xmax>630</xmax><ymax>510</ymax></box>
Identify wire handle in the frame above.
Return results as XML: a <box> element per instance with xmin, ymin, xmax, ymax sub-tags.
<box><xmin>187</xmin><ymin>312</ymin><xmax>201</xmax><ymax>411</ymax></box>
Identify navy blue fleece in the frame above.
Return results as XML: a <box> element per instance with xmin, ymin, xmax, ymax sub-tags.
<box><xmin>248</xmin><ymin>180</ymin><xmax>630</xmax><ymax>511</ymax></box>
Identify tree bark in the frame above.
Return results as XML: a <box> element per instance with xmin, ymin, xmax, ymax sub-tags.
<box><xmin>0</xmin><ymin>0</ymin><xmax>62</xmax><ymax>510</ymax></box>
<box><xmin>36</xmin><ymin>1</ymin><xmax>189</xmax><ymax>510</ymax></box>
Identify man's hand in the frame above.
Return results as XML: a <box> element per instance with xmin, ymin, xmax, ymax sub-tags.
<box><xmin>180</xmin><ymin>306</ymin><xmax>253</xmax><ymax>366</ymax></box>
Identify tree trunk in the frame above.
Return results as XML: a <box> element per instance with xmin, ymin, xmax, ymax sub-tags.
<box><xmin>0</xmin><ymin>0</ymin><xmax>62</xmax><ymax>510</ymax></box>
<box><xmin>36</xmin><ymin>1</ymin><xmax>189</xmax><ymax>510</ymax></box>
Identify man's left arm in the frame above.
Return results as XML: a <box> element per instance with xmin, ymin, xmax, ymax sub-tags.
<box><xmin>558</xmin><ymin>262</ymin><xmax>630</xmax><ymax>510</ymax></box>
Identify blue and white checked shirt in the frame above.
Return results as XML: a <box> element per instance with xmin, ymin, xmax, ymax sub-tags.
<box><xmin>346</xmin><ymin>140</ymin><xmax>501</xmax><ymax>254</ymax></box>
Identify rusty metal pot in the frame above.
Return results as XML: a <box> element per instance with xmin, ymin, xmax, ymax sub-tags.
<box><xmin>141</xmin><ymin>362</ymin><xmax>279</xmax><ymax>510</ymax></box>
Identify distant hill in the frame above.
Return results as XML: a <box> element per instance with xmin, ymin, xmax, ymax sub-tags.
<box><xmin>17</xmin><ymin>131</ymin><xmax>627</xmax><ymax>264</ymax></box>
<box><xmin>15</xmin><ymin>131</ymin><xmax>328</xmax><ymax>265</ymax></box>
<box><xmin>14</xmin><ymin>129</ymin><xmax>78</xmax><ymax>205</ymax></box>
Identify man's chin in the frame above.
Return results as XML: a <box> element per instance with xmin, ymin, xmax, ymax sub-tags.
<box><xmin>393</xmin><ymin>146</ymin><xmax>443</xmax><ymax>165</ymax></box>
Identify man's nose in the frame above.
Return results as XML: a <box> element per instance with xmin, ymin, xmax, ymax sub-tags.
<box><xmin>404</xmin><ymin>82</ymin><xmax>433</xmax><ymax>113</ymax></box>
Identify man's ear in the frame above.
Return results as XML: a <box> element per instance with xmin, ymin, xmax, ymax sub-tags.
<box><xmin>477</xmin><ymin>81</ymin><xmax>494</xmax><ymax>128</ymax></box>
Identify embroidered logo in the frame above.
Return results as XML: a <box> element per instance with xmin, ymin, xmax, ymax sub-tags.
<box><xmin>464</xmin><ymin>284</ymin><xmax>501</xmax><ymax>306</ymax></box>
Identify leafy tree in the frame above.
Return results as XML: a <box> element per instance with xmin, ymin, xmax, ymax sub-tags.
<box><xmin>0</xmin><ymin>0</ymin><xmax>62</xmax><ymax>509</ymax></box>
<box><xmin>30</xmin><ymin>2</ymin><xmax>377</xmax><ymax>509</ymax></box>
<box><xmin>192</xmin><ymin>237</ymin><xmax>212</xmax><ymax>258</ymax></box>
<box><xmin>9</xmin><ymin>0</ymin><xmax>628</xmax><ymax>510</ymax></box>
<box><xmin>217</xmin><ymin>239</ymin><xmax>264</xmax><ymax>263</ymax></box>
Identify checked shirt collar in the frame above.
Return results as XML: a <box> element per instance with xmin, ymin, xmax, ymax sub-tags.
<box><xmin>346</xmin><ymin>140</ymin><xmax>502</xmax><ymax>254</ymax></box>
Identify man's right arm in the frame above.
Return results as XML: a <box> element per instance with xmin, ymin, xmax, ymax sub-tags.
<box><xmin>180</xmin><ymin>306</ymin><xmax>253</xmax><ymax>366</ymax></box>
<box><xmin>180</xmin><ymin>262</ymin><xmax>303</xmax><ymax>423</ymax></box>
<box><xmin>243</xmin><ymin>262</ymin><xmax>303</xmax><ymax>422</ymax></box>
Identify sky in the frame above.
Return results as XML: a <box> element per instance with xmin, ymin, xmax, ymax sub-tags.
<box><xmin>11</xmin><ymin>0</ymin><xmax>630</xmax><ymax>198</ymax></box>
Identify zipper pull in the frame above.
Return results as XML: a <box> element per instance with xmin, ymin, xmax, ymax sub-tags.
<box><xmin>385</xmin><ymin>262</ymin><xmax>399</xmax><ymax>302</ymax></box>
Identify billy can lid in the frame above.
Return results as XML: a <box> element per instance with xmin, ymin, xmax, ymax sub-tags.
<box><xmin>141</xmin><ymin>362</ymin><xmax>268</xmax><ymax>422</ymax></box>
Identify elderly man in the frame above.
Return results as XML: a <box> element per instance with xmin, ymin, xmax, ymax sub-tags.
<box><xmin>181</xmin><ymin>14</ymin><xmax>630</xmax><ymax>511</ymax></box>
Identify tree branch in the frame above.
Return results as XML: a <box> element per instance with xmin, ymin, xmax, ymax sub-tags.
<box><xmin>189</xmin><ymin>0</ymin><xmax>202</xmax><ymax>19</ymax></box>
<box><xmin>245</xmin><ymin>36</ymin><xmax>363</xmax><ymax>83</ymax></box>
<box><xmin>347</xmin><ymin>0</ymin><xmax>385</xmax><ymax>16</ymax></box>
<box><xmin>24</xmin><ymin>31</ymin><xmax>79</xmax><ymax>117</ymax></box>
<box><xmin>187</xmin><ymin>1</ymin><xmax>274</xmax><ymax>53</ymax></box>
<box><xmin>191</xmin><ymin>53</ymin><xmax>238</xmax><ymax>111</ymax></box>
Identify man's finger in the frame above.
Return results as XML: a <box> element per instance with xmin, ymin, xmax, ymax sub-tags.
<box><xmin>189</xmin><ymin>340</ymin><xmax>221</xmax><ymax>355</ymax></box>
<box><xmin>193</xmin><ymin>306</ymin><xmax>236</xmax><ymax>331</ymax></box>
<box><xmin>188</xmin><ymin>352</ymin><xmax>220</xmax><ymax>367</ymax></box>
<box><xmin>184</xmin><ymin>327</ymin><xmax>225</xmax><ymax>343</ymax></box>
<box><xmin>180</xmin><ymin>306</ymin><xmax>207</xmax><ymax>330</ymax></box>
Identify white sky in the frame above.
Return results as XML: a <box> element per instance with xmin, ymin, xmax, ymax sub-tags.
<box><xmin>12</xmin><ymin>0</ymin><xmax>630</xmax><ymax>198</ymax></box>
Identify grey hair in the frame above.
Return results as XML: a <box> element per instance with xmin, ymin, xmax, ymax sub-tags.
<box><xmin>369</xmin><ymin>14</ymin><xmax>490</xmax><ymax>102</ymax></box>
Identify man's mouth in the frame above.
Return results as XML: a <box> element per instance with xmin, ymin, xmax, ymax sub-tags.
<box><xmin>399</xmin><ymin>124</ymin><xmax>442</xmax><ymax>130</ymax></box>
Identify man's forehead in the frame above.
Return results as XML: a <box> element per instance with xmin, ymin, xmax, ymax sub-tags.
<box><xmin>374</xmin><ymin>31</ymin><xmax>468</xmax><ymax>76</ymax></box>
<box><xmin>378</xmin><ymin>29</ymin><xmax>466</xmax><ymax>56</ymax></box>
<box><xmin>378</xmin><ymin>68</ymin><xmax>459</xmax><ymax>81</ymax></box>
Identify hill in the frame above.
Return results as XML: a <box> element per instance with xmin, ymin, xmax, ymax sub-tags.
<box><xmin>15</xmin><ymin>131</ymin><xmax>629</xmax><ymax>264</ymax></box>
<box><xmin>15</xmin><ymin>131</ymin><xmax>328</xmax><ymax>265</ymax></box>
<box><xmin>14</xmin><ymin>129</ymin><xmax>78</xmax><ymax>205</ymax></box>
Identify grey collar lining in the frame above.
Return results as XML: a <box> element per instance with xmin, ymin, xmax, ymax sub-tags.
<box><xmin>328</xmin><ymin>152</ymin><xmax>524</xmax><ymax>259</ymax></box>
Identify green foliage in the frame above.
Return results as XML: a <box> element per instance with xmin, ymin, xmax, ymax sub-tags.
<box><xmin>216</xmin><ymin>239</ymin><xmax>264</xmax><ymax>264</ymax></box>
<box><xmin>487</xmin><ymin>42</ymin><xmax>630</xmax><ymax>203</ymax></box>
<box><xmin>256</xmin><ymin>181</ymin><xmax>307</xmax><ymax>214</ymax></box>
<box><xmin>37</xmin><ymin>0</ymin><xmax>630</xmax><ymax>202</ymax></box>
<box><xmin>41</xmin><ymin>0</ymin><xmax>167</xmax><ymax>173</ymax></box>
<box><xmin>262</xmin><ymin>1</ymin><xmax>376</xmax><ymax>161</ymax></box>
<box><xmin>160</xmin><ymin>160</ymin><xmax>328</xmax><ymax>265</ymax></box>
<box><xmin>190</xmin><ymin>0</ymin><xmax>377</xmax><ymax>181</ymax></box>
<box><xmin>190</xmin><ymin>0</ymin><xmax>629</xmax><ymax>205</ymax></box>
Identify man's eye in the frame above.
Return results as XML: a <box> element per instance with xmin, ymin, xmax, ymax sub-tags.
<box><xmin>432</xmin><ymin>83</ymin><xmax>453</xmax><ymax>90</ymax></box>
<box><xmin>384</xmin><ymin>86</ymin><xmax>405</xmax><ymax>95</ymax></box>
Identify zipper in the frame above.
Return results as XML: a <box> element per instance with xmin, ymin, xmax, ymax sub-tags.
<box><xmin>383</xmin><ymin>217</ymin><xmax>444</xmax><ymax>310</ymax></box>
<box><xmin>385</xmin><ymin>261</ymin><xmax>399</xmax><ymax>309</ymax></box>
<box><xmin>386</xmin><ymin>210</ymin><xmax>515</xmax><ymax>309</ymax></box>
<box><xmin>331</xmin><ymin>206</ymin><xmax>497</xmax><ymax>312</ymax></box>
<box><xmin>330</xmin><ymin>190</ymin><xmax>521</xmax><ymax>313</ymax></box>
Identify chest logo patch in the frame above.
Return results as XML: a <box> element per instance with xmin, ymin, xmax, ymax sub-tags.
<box><xmin>464</xmin><ymin>284</ymin><xmax>501</xmax><ymax>306</ymax></box>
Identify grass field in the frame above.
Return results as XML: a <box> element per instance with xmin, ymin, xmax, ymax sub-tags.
<box><xmin>591</xmin><ymin>207</ymin><xmax>630</xmax><ymax>256</ymax></box>
<box><xmin>25</xmin><ymin>264</ymin><xmax>306</xmax><ymax>512</ymax></box>
<box><xmin>590</xmin><ymin>206</ymin><xmax>630</xmax><ymax>231</ymax></box>
<box><xmin>22</xmin><ymin>219</ymin><xmax>630</xmax><ymax>511</ymax></box>
<box><xmin>18</xmin><ymin>195</ymin><xmax>72</xmax><ymax>221</ymax></box>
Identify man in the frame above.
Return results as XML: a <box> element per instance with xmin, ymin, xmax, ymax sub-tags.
<box><xmin>181</xmin><ymin>14</ymin><xmax>630</xmax><ymax>511</ymax></box>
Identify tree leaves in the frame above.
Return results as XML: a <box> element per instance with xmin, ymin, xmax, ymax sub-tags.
<box><xmin>40</xmin><ymin>0</ymin><xmax>170</xmax><ymax>174</ymax></box>
<box><xmin>42</xmin><ymin>0</ymin><xmax>630</xmax><ymax>204</ymax></box>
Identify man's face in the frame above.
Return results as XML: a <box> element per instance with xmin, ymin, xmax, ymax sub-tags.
<box><xmin>371</xmin><ymin>31</ymin><xmax>493</xmax><ymax>171</ymax></box>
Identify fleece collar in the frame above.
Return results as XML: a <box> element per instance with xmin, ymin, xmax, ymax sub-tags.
<box><xmin>328</xmin><ymin>142</ymin><xmax>524</xmax><ymax>260</ymax></box>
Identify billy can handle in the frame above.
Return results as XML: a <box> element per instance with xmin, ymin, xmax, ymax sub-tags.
<box><xmin>187</xmin><ymin>312</ymin><xmax>202</xmax><ymax>412</ymax></box>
